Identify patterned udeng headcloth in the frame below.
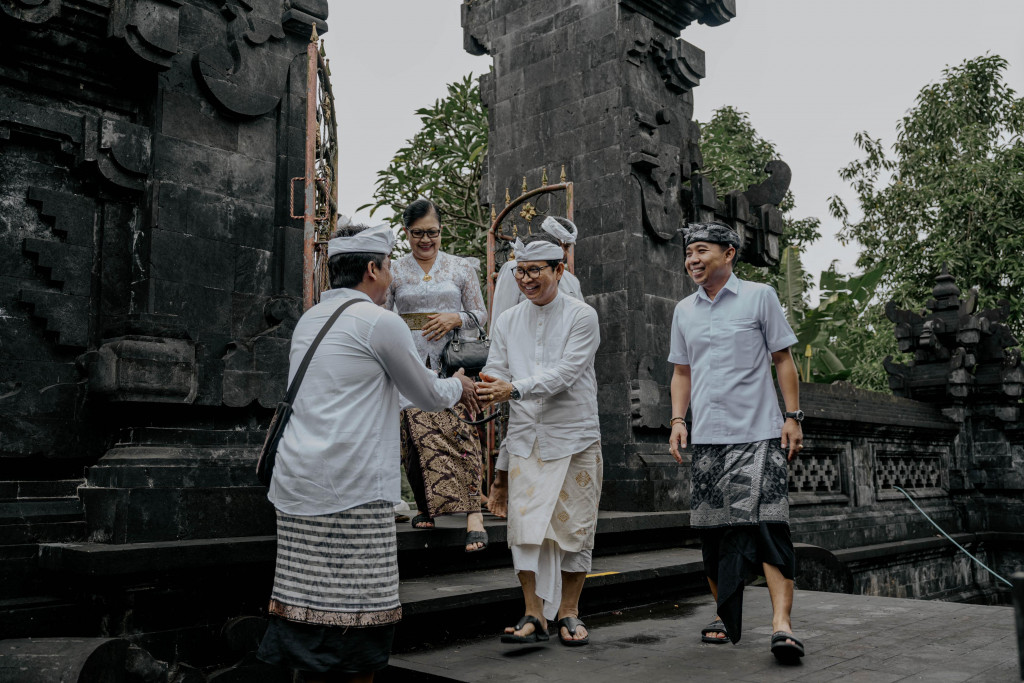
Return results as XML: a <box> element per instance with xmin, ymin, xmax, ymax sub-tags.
<box><xmin>682</xmin><ymin>222</ymin><xmax>741</xmax><ymax>251</ymax></box>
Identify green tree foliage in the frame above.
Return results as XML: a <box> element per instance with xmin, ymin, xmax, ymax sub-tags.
<box><xmin>698</xmin><ymin>106</ymin><xmax>821</xmax><ymax>293</ymax></box>
<box><xmin>780</xmin><ymin>246</ymin><xmax>888</xmax><ymax>385</ymax></box>
<box><xmin>360</xmin><ymin>75</ymin><xmax>489</xmax><ymax>262</ymax></box>
<box><xmin>830</xmin><ymin>55</ymin><xmax>1024</xmax><ymax>388</ymax></box>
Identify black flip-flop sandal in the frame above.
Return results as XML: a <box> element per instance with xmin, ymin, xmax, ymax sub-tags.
<box><xmin>556</xmin><ymin>616</ymin><xmax>589</xmax><ymax>646</ymax></box>
<box><xmin>770</xmin><ymin>631</ymin><xmax>805</xmax><ymax>664</ymax></box>
<box><xmin>464</xmin><ymin>529</ymin><xmax>488</xmax><ymax>553</ymax></box>
<box><xmin>701</xmin><ymin>619</ymin><xmax>729</xmax><ymax>643</ymax></box>
<box><xmin>500</xmin><ymin>615</ymin><xmax>550</xmax><ymax>644</ymax></box>
<box><xmin>410</xmin><ymin>513</ymin><xmax>434</xmax><ymax>529</ymax></box>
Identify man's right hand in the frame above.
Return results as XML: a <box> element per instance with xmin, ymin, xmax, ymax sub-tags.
<box><xmin>669</xmin><ymin>422</ymin><xmax>688</xmax><ymax>463</ymax></box>
<box><xmin>488</xmin><ymin>471</ymin><xmax>508</xmax><ymax>518</ymax></box>
<box><xmin>453</xmin><ymin>368</ymin><xmax>480</xmax><ymax>414</ymax></box>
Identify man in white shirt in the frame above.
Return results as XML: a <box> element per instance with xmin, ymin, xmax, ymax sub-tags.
<box><xmin>257</xmin><ymin>223</ymin><xmax>479</xmax><ymax>683</ymax></box>
<box><xmin>477</xmin><ymin>233</ymin><xmax>602</xmax><ymax>647</ymax></box>
<box><xmin>489</xmin><ymin>215</ymin><xmax>583</xmax><ymax>325</ymax></box>
<box><xmin>667</xmin><ymin>221</ymin><xmax>805</xmax><ymax>664</ymax></box>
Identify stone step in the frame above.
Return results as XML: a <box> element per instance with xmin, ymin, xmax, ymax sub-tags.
<box><xmin>392</xmin><ymin>546</ymin><xmax>710</xmax><ymax>652</ymax></box>
<box><xmin>0</xmin><ymin>595</ymin><xmax>93</xmax><ymax>640</ymax></box>
<box><xmin>0</xmin><ymin>499</ymin><xmax>85</xmax><ymax>526</ymax></box>
<box><xmin>401</xmin><ymin>545</ymin><xmax>706</xmax><ymax>615</ymax></box>
<box><xmin>0</xmin><ymin>520</ymin><xmax>86</xmax><ymax>546</ymax></box>
<box><xmin>36</xmin><ymin>509</ymin><xmax>698</xmax><ymax>578</ymax></box>
<box><xmin>0</xmin><ymin>479</ymin><xmax>84</xmax><ymax>500</ymax></box>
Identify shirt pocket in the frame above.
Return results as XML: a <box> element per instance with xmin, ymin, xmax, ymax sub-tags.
<box><xmin>723</xmin><ymin>318</ymin><xmax>763</xmax><ymax>369</ymax></box>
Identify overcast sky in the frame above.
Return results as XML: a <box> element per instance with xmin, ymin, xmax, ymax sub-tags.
<box><xmin>324</xmin><ymin>1</ymin><xmax>1024</xmax><ymax>282</ymax></box>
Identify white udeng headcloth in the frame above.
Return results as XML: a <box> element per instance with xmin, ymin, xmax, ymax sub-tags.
<box><xmin>512</xmin><ymin>237</ymin><xmax>565</xmax><ymax>262</ymax></box>
<box><xmin>326</xmin><ymin>223</ymin><xmax>395</xmax><ymax>256</ymax></box>
<box><xmin>540</xmin><ymin>216</ymin><xmax>577</xmax><ymax>244</ymax></box>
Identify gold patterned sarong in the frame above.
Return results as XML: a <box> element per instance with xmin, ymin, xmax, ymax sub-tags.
<box><xmin>400</xmin><ymin>312</ymin><xmax>440</xmax><ymax>330</ymax></box>
<box><xmin>507</xmin><ymin>441</ymin><xmax>602</xmax><ymax>553</ymax></box>
<box><xmin>400</xmin><ymin>405</ymin><xmax>482</xmax><ymax>518</ymax></box>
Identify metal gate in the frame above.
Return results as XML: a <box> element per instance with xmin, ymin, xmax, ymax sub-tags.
<box><xmin>483</xmin><ymin>167</ymin><xmax>575</xmax><ymax>490</ymax></box>
<box><xmin>293</xmin><ymin>26</ymin><xmax>338</xmax><ymax>310</ymax></box>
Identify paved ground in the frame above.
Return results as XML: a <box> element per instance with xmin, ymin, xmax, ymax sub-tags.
<box><xmin>390</xmin><ymin>587</ymin><xmax>1020</xmax><ymax>682</ymax></box>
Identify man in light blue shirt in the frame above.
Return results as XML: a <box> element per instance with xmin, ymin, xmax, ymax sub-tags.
<box><xmin>667</xmin><ymin>222</ymin><xmax>806</xmax><ymax>664</ymax></box>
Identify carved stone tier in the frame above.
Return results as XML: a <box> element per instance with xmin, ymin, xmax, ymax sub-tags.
<box><xmin>0</xmin><ymin>0</ymin><xmax>326</xmax><ymax>649</ymax></box>
<box><xmin>884</xmin><ymin>266</ymin><xmax>1023</xmax><ymax>424</ymax></box>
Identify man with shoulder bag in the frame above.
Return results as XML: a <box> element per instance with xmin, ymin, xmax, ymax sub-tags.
<box><xmin>255</xmin><ymin>223</ymin><xmax>479</xmax><ymax>683</ymax></box>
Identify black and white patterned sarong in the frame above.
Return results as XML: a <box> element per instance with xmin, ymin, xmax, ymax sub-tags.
<box><xmin>267</xmin><ymin>501</ymin><xmax>401</xmax><ymax>627</ymax></box>
<box><xmin>690</xmin><ymin>438</ymin><xmax>790</xmax><ymax>528</ymax></box>
<box><xmin>690</xmin><ymin>438</ymin><xmax>793</xmax><ymax>644</ymax></box>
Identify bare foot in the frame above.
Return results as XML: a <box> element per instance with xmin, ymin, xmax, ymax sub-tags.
<box><xmin>557</xmin><ymin>610</ymin><xmax>588</xmax><ymax>641</ymax></box>
<box><xmin>772</xmin><ymin>619</ymin><xmax>797</xmax><ymax>646</ymax></box>
<box><xmin>411</xmin><ymin>512</ymin><xmax>434</xmax><ymax>529</ymax></box>
<box><xmin>706</xmin><ymin>620</ymin><xmax>727</xmax><ymax>640</ymax></box>
<box><xmin>504</xmin><ymin>617</ymin><xmax>545</xmax><ymax>638</ymax></box>
<box><xmin>465</xmin><ymin>512</ymin><xmax>485</xmax><ymax>551</ymax></box>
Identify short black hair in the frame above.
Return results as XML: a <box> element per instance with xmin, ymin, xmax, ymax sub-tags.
<box><xmin>520</xmin><ymin>233</ymin><xmax>563</xmax><ymax>270</ymax></box>
<box><xmin>328</xmin><ymin>224</ymin><xmax>386</xmax><ymax>289</ymax></box>
<box><xmin>402</xmin><ymin>198</ymin><xmax>441</xmax><ymax>228</ymax></box>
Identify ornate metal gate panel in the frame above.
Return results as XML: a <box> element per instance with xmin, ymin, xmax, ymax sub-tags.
<box><xmin>483</xmin><ymin>168</ymin><xmax>575</xmax><ymax>488</ymax></box>
<box><xmin>292</xmin><ymin>27</ymin><xmax>338</xmax><ymax>310</ymax></box>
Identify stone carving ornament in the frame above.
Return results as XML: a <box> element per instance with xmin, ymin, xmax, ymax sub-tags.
<box><xmin>0</xmin><ymin>0</ymin><xmax>61</xmax><ymax>24</ymax></box>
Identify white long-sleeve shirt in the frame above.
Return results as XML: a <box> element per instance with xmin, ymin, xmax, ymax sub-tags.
<box><xmin>489</xmin><ymin>260</ymin><xmax>583</xmax><ymax>326</ymax></box>
<box><xmin>483</xmin><ymin>291</ymin><xmax>601</xmax><ymax>468</ymax></box>
<box><xmin>268</xmin><ymin>288</ymin><xmax>462</xmax><ymax>516</ymax></box>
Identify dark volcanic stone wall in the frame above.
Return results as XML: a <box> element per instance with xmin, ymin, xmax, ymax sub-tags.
<box><xmin>463</xmin><ymin>0</ymin><xmax>735</xmax><ymax>510</ymax></box>
<box><xmin>0</xmin><ymin>1</ymin><xmax>328</xmax><ymax>477</ymax></box>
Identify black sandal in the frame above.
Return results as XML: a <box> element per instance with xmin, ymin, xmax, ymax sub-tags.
<box><xmin>770</xmin><ymin>631</ymin><xmax>805</xmax><ymax>664</ymax></box>
<box><xmin>410</xmin><ymin>513</ymin><xmax>434</xmax><ymax>529</ymax></box>
<box><xmin>701</xmin><ymin>619</ymin><xmax>729</xmax><ymax>643</ymax></box>
<box><xmin>500</xmin><ymin>615</ymin><xmax>549</xmax><ymax>643</ymax></box>
<box><xmin>465</xmin><ymin>529</ymin><xmax>488</xmax><ymax>553</ymax></box>
<box><xmin>556</xmin><ymin>616</ymin><xmax>589</xmax><ymax>646</ymax></box>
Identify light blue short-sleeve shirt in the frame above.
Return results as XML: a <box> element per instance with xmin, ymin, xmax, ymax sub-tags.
<box><xmin>668</xmin><ymin>274</ymin><xmax>798</xmax><ymax>445</ymax></box>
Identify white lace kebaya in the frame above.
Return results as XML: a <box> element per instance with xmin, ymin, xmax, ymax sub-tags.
<box><xmin>385</xmin><ymin>251</ymin><xmax>487</xmax><ymax>370</ymax></box>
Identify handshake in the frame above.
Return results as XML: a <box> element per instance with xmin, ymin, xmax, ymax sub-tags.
<box><xmin>451</xmin><ymin>370</ymin><xmax>515</xmax><ymax>416</ymax></box>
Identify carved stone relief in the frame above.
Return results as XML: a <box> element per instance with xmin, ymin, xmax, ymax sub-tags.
<box><xmin>194</xmin><ymin>0</ymin><xmax>289</xmax><ymax>118</ymax></box>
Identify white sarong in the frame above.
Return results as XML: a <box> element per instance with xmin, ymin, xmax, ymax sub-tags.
<box><xmin>507</xmin><ymin>441</ymin><xmax>602</xmax><ymax>620</ymax></box>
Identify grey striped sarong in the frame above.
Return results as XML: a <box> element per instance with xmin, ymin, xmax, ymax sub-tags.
<box><xmin>268</xmin><ymin>500</ymin><xmax>401</xmax><ymax>627</ymax></box>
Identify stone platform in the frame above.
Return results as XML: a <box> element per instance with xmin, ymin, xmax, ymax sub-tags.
<box><xmin>386</xmin><ymin>588</ymin><xmax>1019</xmax><ymax>683</ymax></box>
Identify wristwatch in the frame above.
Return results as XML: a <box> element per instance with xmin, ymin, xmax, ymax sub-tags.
<box><xmin>510</xmin><ymin>385</ymin><xmax>521</xmax><ymax>401</ymax></box>
<box><xmin>784</xmin><ymin>410</ymin><xmax>804</xmax><ymax>422</ymax></box>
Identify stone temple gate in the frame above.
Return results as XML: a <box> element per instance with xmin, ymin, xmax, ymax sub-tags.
<box><xmin>0</xmin><ymin>0</ymin><xmax>1021</xmax><ymax>678</ymax></box>
<box><xmin>464</xmin><ymin>0</ymin><xmax>792</xmax><ymax>510</ymax></box>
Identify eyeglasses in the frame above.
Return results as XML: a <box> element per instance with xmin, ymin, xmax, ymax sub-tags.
<box><xmin>408</xmin><ymin>229</ymin><xmax>440</xmax><ymax>239</ymax></box>
<box><xmin>513</xmin><ymin>265</ymin><xmax>553</xmax><ymax>279</ymax></box>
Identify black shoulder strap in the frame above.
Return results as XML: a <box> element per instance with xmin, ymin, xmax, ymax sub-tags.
<box><xmin>284</xmin><ymin>297</ymin><xmax>364</xmax><ymax>404</ymax></box>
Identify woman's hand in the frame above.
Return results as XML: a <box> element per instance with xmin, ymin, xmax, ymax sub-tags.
<box><xmin>476</xmin><ymin>372</ymin><xmax>514</xmax><ymax>408</ymax></box>
<box><xmin>422</xmin><ymin>312</ymin><xmax>462</xmax><ymax>341</ymax></box>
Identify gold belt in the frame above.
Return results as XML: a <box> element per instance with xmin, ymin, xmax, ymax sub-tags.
<box><xmin>400</xmin><ymin>312</ymin><xmax>439</xmax><ymax>330</ymax></box>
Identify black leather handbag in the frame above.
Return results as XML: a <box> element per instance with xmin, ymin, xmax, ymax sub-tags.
<box><xmin>255</xmin><ymin>298</ymin><xmax>361</xmax><ymax>487</ymax></box>
<box><xmin>438</xmin><ymin>311</ymin><xmax>490</xmax><ymax>379</ymax></box>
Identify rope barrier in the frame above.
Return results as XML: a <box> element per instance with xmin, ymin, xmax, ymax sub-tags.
<box><xmin>893</xmin><ymin>485</ymin><xmax>1012</xmax><ymax>587</ymax></box>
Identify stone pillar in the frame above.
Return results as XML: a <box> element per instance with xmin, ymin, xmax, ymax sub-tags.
<box><xmin>464</xmin><ymin>0</ymin><xmax>788</xmax><ymax>510</ymax></box>
<box><xmin>1</xmin><ymin>0</ymin><xmax>328</xmax><ymax>543</ymax></box>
